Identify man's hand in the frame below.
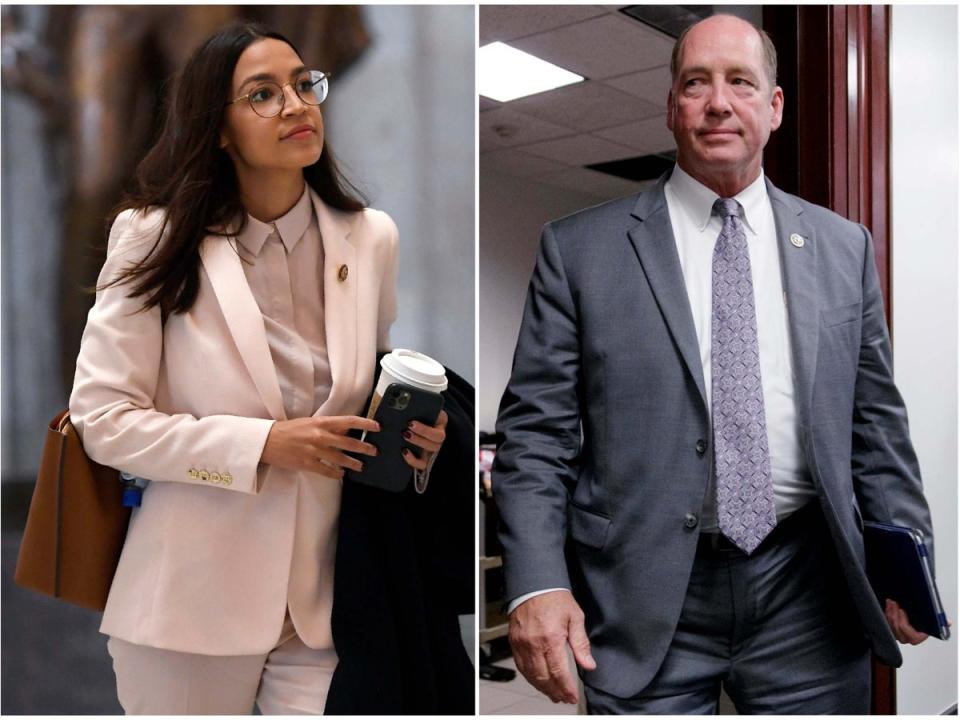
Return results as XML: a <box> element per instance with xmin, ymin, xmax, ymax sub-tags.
<box><xmin>884</xmin><ymin>599</ymin><xmax>929</xmax><ymax>645</ymax></box>
<box><xmin>508</xmin><ymin>590</ymin><xmax>596</xmax><ymax>704</ymax></box>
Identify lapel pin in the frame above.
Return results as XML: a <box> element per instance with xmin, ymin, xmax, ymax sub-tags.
<box><xmin>790</xmin><ymin>233</ymin><xmax>805</xmax><ymax>248</ymax></box>
<box><xmin>337</xmin><ymin>264</ymin><xmax>349</xmax><ymax>282</ymax></box>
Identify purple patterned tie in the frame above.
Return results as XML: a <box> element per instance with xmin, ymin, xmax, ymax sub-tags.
<box><xmin>712</xmin><ymin>197</ymin><xmax>776</xmax><ymax>554</ymax></box>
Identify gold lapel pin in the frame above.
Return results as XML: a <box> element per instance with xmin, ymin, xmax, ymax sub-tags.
<box><xmin>337</xmin><ymin>264</ymin><xmax>349</xmax><ymax>282</ymax></box>
<box><xmin>790</xmin><ymin>233</ymin><xmax>805</xmax><ymax>248</ymax></box>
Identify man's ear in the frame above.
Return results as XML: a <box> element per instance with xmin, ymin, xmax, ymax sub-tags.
<box><xmin>666</xmin><ymin>89</ymin><xmax>675</xmax><ymax>132</ymax></box>
<box><xmin>769</xmin><ymin>85</ymin><xmax>784</xmax><ymax>132</ymax></box>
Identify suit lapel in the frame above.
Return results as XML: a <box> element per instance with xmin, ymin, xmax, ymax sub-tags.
<box><xmin>311</xmin><ymin>190</ymin><xmax>358</xmax><ymax>415</ymax></box>
<box><xmin>767</xmin><ymin>180</ymin><xmax>819</xmax><ymax>427</ymax></box>
<box><xmin>627</xmin><ymin>175</ymin><xmax>709</xmax><ymax>414</ymax></box>
<box><xmin>200</xmin><ymin>236</ymin><xmax>287</xmax><ymax>421</ymax></box>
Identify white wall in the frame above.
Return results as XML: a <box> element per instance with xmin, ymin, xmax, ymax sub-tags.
<box><xmin>478</xmin><ymin>169</ymin><xmax>615</xmax><ymax>431</ymax></box>
<box><xmin>890</xmin><ymin>5</ymin><xmax>959</xmax><ymax>714</ymax></box>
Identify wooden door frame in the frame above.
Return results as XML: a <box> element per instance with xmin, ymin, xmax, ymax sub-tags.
<box><xmin>762</xmin><ymin>5</ymin><xmax>896</xmax><ymax>715</ymax></box>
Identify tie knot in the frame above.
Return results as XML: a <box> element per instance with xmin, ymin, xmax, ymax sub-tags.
<box><xmin>713</xmin><ymin>198</ymin><xmax>740</xmax><ymax>220</ymax></box>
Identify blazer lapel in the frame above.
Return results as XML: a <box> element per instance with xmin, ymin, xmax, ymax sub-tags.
<box><xmin>627</xmin><ymin>175</ymin><xmax>709</xmax><ymax>414</ymax></box>
<box><xmin>200</xmin><ymin>236</ymin><xmax>287</xmax><ymax>421</ymax></box>
<box><xmin>767</xmin><ymin>180</ymin><xmax>819</xmax><ymax>428</ymax></box>
<box><xmin>311</xmin><ymin>191</ymin><xmax>358</xmax><ymax>415</ymax></box>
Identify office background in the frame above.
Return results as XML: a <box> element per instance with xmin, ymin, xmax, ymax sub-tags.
<box><xmin>479</xmin><ymin>5</ymin><xmax>956</xmax><ymax>714</ymax></box>
<box><xmin>1</xmin><ymin>5</ymin><xmax>474</xmax><ymax>713</ymax></box>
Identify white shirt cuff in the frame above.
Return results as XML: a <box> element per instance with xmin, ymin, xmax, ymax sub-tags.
<box><xmin>507</xmin><ymin>587</ymin><xmax>571</xmax><ymax>614</ymax></box>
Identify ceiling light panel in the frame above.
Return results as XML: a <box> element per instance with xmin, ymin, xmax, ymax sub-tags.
<box><xmin>479</xmin><ymin>41</ymin><xmax>584</xmax><ymax>103</ymax></box>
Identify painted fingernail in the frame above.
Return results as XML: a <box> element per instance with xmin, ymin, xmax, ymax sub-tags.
<box><xmin>402</xmin><ymin>430</ymin><xmax>412</xmax><ymax>439</ymax></box>
<box><xmin>407</xmin><ymin>421</ymin><xmax>415</xmax><ymax>429</ymax></box>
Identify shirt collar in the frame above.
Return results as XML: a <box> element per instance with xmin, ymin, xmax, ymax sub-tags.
<box><xmin>235</xmin><ymin>185</ymin><xmax>313</xmax><ymax>256</ymax></box>
<box><xmin>668</xmin><ymin>164</ymin><xmax>767</xmax><ymax>236</ymax></box>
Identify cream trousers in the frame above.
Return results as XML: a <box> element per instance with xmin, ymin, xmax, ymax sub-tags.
<box><xmin>106</xmin><ymin>611</ymin><xmax>337</xmax><ymax>715</ymax></box>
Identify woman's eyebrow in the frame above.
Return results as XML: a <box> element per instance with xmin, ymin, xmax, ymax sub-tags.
<box><xmin>238</xmin><ymin>65</ymin><xmax>307</xmax><ymax>92</ymax></box>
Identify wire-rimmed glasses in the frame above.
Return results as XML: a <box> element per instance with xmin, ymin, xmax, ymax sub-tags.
<box><xmin>227</xmin><ymin>70</ymin><xmax>330</xmax><ymax>118</ymax></box>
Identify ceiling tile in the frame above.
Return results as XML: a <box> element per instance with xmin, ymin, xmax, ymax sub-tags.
<box><xmin>509</xmin><ymin>80</ymin><xmax>661</xmax><ymax>132</ymax></box>
<box><xmin>480</xmin><ymin>108</ymin><xmax>573</xmax><ymax>151</ymax></box>
<box><xmin>594</xmin><ymin>115</ymin><xmax>677</xmax><ymax>155</ymax></box>
<box><xmin>481</xmin><ymin>148</ymin><xmax>570</xmax><ymax>178</ymax></box>
<box><xmin>511</xmin><ymin>13</ymin><xmax>674</xmax><ymax>80</ymax></box>
<box><xmin>538</xmin><ymin>166</ymin><xmax>647</xmax><ymax>200</ymax></box>
<box><xmin>604</xmin><ymin>65</ymin><xmax>673</xmax><ymax>106</ymax></box>
<box><xmin>520</xmin><ymin>134</ymin><xmax>637</xmax><ymax>166</ymax></box>
<box><xmin>479</xmin><ymin>5</ymin><xmax>610</xmax><ymax>45</ymax></box>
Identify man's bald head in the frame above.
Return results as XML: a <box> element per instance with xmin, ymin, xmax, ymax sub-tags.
<box><xmin>670</xmin><ymin>14</ymin><xmax>778</xmax><ymax>94</ymax></box>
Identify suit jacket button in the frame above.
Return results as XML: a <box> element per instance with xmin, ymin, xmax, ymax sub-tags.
<box><xmin>199</xmin><ymin>470</ymin><xmax>210</xmax><ymax>482</ymax></box>
<box><xmin>695</xmin><ymin>439</ymin><xmax>707</xmax><ymax>456</ymax></box>
<box><xmin>684</xmin><ymin>513</ymin><xmax>699</xmax><ymax>529</ymax></box>
<box><xmin>188</xmin><ymin>468</ymin><xmax>198</xmax><ymax>480</ymax></box>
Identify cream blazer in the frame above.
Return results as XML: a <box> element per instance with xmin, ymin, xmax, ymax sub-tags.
<box><xmin>69</xmin><ymin>189</ymin><xmax>398</xmax><ymax>655</ymax></box>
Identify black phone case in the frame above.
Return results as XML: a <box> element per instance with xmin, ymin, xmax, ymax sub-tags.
<box><xmin>345</xmin><ymin>383</ymin><xmax>444</xmax><ymax>493</ymax></box>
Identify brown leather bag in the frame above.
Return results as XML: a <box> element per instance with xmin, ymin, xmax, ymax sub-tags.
<box><xmin>14</xmin><ymin>409</ymin><xmax>130</xmax><ymax>611</ymax></box>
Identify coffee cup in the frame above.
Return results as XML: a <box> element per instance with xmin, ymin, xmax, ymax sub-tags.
<box><xmin>365</xmin><ymin>349</ymin><xmax>447</xmax><ymax>425</ymax></box>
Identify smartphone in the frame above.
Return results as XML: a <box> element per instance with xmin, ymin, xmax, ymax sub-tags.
<box><xmin>345</xmin><ymin>383</ymin><xmax>444</xmax><ymax>493</ymax></box>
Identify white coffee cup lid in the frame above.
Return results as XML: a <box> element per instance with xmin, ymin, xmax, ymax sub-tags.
<box><xmin>380</xmin><ymin>349</ymin><xmax>448</xmax><ymax>392</ymax></box>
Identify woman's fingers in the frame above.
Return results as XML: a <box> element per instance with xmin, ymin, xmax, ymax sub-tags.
<box><xmin>321</xmin><ymin>431</ymin><xmax>379</xmax><ymax>457</ymax></box>
<box><xmin>407</xmin><ymin>411</ymin><xmax>447</xmax><ymax>442</ymax></box>
<box><xmin>325</xmin><ymin>415</ymin><xmax>381</xmax><ymax>435</ymax></box>
<box><xmin>403</xmin><ymin>429</ymin><xmax>442</xmax><ymax>453</ymax></box>
<box><xmin>315</xmin><ymin>448</ymin><xmax>365</xmax><ymax>473</ymax></box>
<box><xmin>312</xmin><ymin>460</ymin><xmax>345</xmax><ymax>481</ymax></box>
<box><xmin>404</xmin><ymin>411</ymin><xmax>447</xmax><ymax>453</ymax></box>
<box><xmin>402</xmin><ymin>448</ymin><xmax>429</xmax><ymax>470</ymax></box>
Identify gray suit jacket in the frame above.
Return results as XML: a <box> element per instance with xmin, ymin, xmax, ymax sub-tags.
<box><xmin>492</xmin><ymin>170</ymin><xmax>934</xmax><ymax>698</ymax></box>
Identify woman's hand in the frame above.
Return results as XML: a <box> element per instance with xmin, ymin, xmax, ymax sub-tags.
<box><xmin>402</xmin><ymin>410</ymin><xmax>448</xmax><ymax>471</ymax></box>
<box><xmin>261</xmin><ymin>416</ymin><xmax>380</xmax><ymax>480</ymax></box>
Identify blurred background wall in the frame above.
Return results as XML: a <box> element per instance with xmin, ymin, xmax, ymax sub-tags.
<box><xmin>1</xmin><ymin>5</ymin><xmax>474</xmax><ymax>713</ymax></box>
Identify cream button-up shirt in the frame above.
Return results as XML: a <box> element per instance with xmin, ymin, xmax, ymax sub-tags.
<box><xmin>235</xmin><ymin>186</ymin><xmax>332</xmax><ymax>419</ymax></box>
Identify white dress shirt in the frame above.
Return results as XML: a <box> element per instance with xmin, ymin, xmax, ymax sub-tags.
<box><xmin>666</xmin><ymin>164</ymin><xmax>815</xmax><ymax>531</ymax></box>
<box><xmin>508</xmin><ymin>165</ymin><xmax>816</xmax><ymax>613</ymax></box>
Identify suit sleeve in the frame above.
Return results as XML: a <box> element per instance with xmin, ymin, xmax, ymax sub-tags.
<box><xmin>850</xmin><ymin>225</ymin><xmax>935</xmax><ymax>569</ymax></box>
<box><xmin>69</xmin><ymin>209</ymin><xmax>275</xmax><ymax>495</ymax></box>
<box><xmin>492</xmin><ymin>222</ymin><xmax>582</xmax><ymax>599</ymax></box>
<box><xmin>376</xmin><ymin>211</ymin><xmax>399</xmax><ymax>352</ymax></box>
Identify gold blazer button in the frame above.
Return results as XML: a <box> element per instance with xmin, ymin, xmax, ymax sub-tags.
<box><xmin>210</xmin><ymin>472</ymin><xmax>221</xmax><ymax>484</ymax></box>
<box><xmin>337</xmin><ymin>264</ymin><xmax>349</xmax><ymax>282</ymax></box>
<box><xmin>199</xmin><ymin>470</ymin><xmax>210</xmax><ymax>482</ymax></box>
<box><xmin>188</xmin><ymin>468</ymin><xmax>198</xmax><ymax>480</ymax></box>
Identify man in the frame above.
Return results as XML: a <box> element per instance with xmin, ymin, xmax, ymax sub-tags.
<box><xmin>492</xmin><ymin>14</ymin><xmax>934</xmax><ymax>714</ymax></box>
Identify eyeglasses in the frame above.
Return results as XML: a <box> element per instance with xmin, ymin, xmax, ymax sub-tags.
<box><xmin>227</xmin><ymin>70</ymin><xmax>330</xmax><ymax>118</ymax></box>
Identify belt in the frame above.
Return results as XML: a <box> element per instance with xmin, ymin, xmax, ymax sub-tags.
<box><xmin>697</xmin><ymin>501</ymin><xmax>820</xmax><ymax>556</ymax></box>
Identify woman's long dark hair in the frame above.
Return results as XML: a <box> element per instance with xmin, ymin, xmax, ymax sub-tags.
<box><xmin>105</xmin><ymin>23</ymin><xmax>367</xmax><ymax>315</ymax></box>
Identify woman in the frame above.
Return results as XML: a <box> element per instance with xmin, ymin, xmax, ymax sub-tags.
<box><xmin>68</xmin><ymin>23</ymin><xmax>447</xmax><ymax>714</ymax></box>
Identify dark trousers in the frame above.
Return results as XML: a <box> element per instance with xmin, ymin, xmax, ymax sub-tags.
<box><xmin>586</xmin><ymin>502</ymin><xmax>871</xmax><ymax>714</ymax></box>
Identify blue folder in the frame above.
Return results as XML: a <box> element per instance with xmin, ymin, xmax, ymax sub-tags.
<box><xmin>863</xmin><ymin>521</ymin><xmax>950</xmax><ymax>641</ymax></box>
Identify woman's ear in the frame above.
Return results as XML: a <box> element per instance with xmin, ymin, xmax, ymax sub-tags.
<box><xmin>219</xmin><ymin>131</ymin><xmax>229</xmax><ymax>150</ymax></box>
